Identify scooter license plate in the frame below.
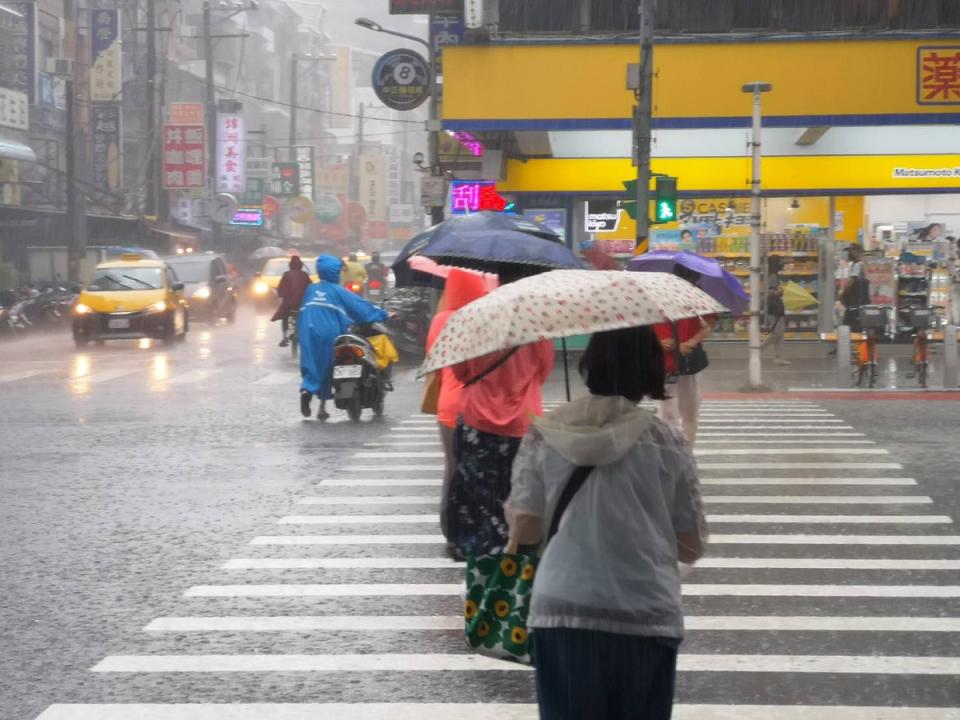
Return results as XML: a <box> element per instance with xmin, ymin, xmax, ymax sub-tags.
<box><xmin>333</xmin><ymin>364</ymin><xmax>362</xmax><ymax>379</ymax></box>
<box><xmin>108</xmin><ymin>318</ymin><xmax>130</xmax><ymax>329</ymax></box>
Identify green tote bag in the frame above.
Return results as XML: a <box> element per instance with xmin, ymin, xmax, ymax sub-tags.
<box><xmin>464</xmin><ymin>465</ymin><xmax>594</xmax><ymax>665</ymax></box>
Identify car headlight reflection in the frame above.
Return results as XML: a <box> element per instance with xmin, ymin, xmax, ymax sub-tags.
<box><xmin>193</xmin><ymin>285</ymin><xmax>211</xmax><ymax>299</ymax></box>
<box><xmin>253</xmin><ymin>280</ymin><xmax>269</xmax><ymax>295</ymax></box>
<box><xmin>146</xmin><ymin>300</ymin><xmax>168</xmax><ymax>313</ymax></box>
<box><xmin>73</xmin><ymin>303</ymin><xmax>93</xmax><ymax>315</ymax></box>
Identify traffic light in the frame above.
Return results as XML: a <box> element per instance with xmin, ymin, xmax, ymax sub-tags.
<box><xmin>654</xmin><ymin>176</ymin><xmax>677</xmax><ymax>223</ymax></box>
<box><xmin>620</xmin><ymin>179</ymin><xmax>638</xmax><ymax>220</ymax></box>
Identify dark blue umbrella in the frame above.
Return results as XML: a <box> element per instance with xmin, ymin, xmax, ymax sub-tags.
<box><xmin>392</xmin><ymin>211</ymin><xmax>578</xmax><ymax>287</ymax></box>
<box><xmin>628</xmin><ymin>250</ymin><xmax>749</xmax><ymax>315</ymax></box>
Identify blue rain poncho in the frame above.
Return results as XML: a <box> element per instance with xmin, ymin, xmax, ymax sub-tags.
<box><xmin>298</xmin><ymin>255</ymin><xmax>388</xmax><ymax>400</ymax></box>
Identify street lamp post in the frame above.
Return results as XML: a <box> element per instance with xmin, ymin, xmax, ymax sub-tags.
<box><xmin>355</xmin><ymin>17</ymin><xmax>443</xmax><ymax>225</ymax></box>
<box><xmin>742</xmin><ymin>81</ymin><xmax>773</xmax><ymax>391</ymax></box>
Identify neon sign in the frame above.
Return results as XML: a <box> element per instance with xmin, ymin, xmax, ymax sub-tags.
<box><xmin>449</xmin><ymin>130</ymin><xmax>484</xmax><ymax>157</ymax></box>
<box><xmin>450</xmin><ymin>180</ymin><xmax>515</xmax><ymax>215</ymax></box>
<box><xmin>229</xmin><ymin>208</ymin><xmax>264</xmax><ymax>226</ymax></box>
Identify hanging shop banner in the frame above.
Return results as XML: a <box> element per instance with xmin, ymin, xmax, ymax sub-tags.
<box><xmin>162</xmin><ymin>124</ymin><xmax>205</xmax><ymax>190</ymax></box>
<box><xmin>0</xmin><ymin>87</ymin><xmax>29</xmax><ymax>130</ymax></box>
<box><xmin>91</xmin><ymin>104</ymin><xmax>121</xmax><ymax>191</ymax></box>
<box><xmin>271</xmin><ymin>162</ymin><xmax>300</xmax><ymax>197</ymax></box>
<box><xmin>216</xmin><ymin>114</ymin><xmax>245</xmax><ymax>194</ymax></box>
<box><xmin>359</xmin><ymin>155</ymin><xmax>387</xmax><ymax>221</ymax></box>
<box><xmin>0</xmin><ymin>1</ymin><xmax>36</xmax><ymax>103</ymax></box>
<box><xmin>242</xmin><ymin>156</ymin><xmax>269</xmax><ymax>205</ymax></box>
<box><xmin>169</xmin><ymin>102</ymin><xmax>204</xmax><ymax>126</ymax></box>
<box><xmin>330</xmin><ymin>46</ymin><xmax>352</xmax><ymax>130</ymax></box>
<box><xmin>390</xmin><ymin>0</ymin><xmax>460</xmax><ymax>13</ymax></box>
<box><xmin>317</xmin><ymin>162</ymin><xmax>350</xmax><ymax>194</ymax></box>
<box><xmin>90</xmin><ymin>9</ymin><xmax>121</xmax><ymax>103</ymax></box>
<box><xmin>387</xmin><ymin>150</ymin><xmax>402</xmax><ymax>206</ymax></box>
<box><xmin>430</xmin><ymin>14</ymin><xmax>464</xmax><ymax>57</ymax></box>
<box><xmin>372</xmin><ymin>49</ymin><xmax>430</xmax><ymax>112</ymax></box>
<box><xmin>295</xmin><ymin>146</ymin><xmax>315</xmax><ymax>201</ymax></box>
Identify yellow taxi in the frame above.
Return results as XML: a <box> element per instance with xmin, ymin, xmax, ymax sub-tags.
<box><xmin>72</xmin><ymin>254</ymin><xmax>189</xmax><ymax>347</ymax></box>
<box><xmin>251</xmin><ymin>256</ymin><xmax>318</xmax><ymax>310</ymax></box>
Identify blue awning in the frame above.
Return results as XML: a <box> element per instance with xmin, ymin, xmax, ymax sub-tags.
<box><xmin>0</xmin><ymin>135</ymin><xmax>37</xmax><ymax>162</ymax></box>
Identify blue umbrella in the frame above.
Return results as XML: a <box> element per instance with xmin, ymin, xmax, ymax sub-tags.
<box><xmin>392</xmin><ymin>211</ymin><xmax>578</xmax><ymax>287</ymax></box>
<box><xmin>628</xmin><ymin>250</ymin><xmax>749</xmax><ymax>315</ymax></box>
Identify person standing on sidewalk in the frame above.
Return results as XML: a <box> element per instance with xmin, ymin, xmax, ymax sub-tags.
<box><xmin>447</xmin><ymin>330</ymin><xmax>554</xmax><ymax>559</ymax></box>
<box><xmin>506</xmin><ymin>326</ymin><xmax>707</xmax><ymax>720</ymax></box>
<box><xmin>763</xmin><ymin>255</ymin><xmax>790</xmax><ymax>365</ymax></box>
<box><xmin>425</xmin><ymin>269</ymin><xmax>487</xmax><ymax>556</ymax></box>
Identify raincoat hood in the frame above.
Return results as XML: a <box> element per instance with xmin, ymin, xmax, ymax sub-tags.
<box><xmin>316</xmin><ymin>254</ymin><xmax>343</xmax><ymax>282</ymax></box>
<box><xmin>443</xmin><ymin>268</ymin><xmax>486</xmax><ymax>312</ymax></box>
<box><xmin>534</xmin><ymin>394</ymin><xmax>656</xmax><ymax>467</ymax></box>
<box><xmin>289</xmin><ymin>256</ymin><xmax>303</xmax><ymax>270</ymax></box>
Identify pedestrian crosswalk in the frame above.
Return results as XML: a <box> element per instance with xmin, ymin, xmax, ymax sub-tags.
<box><xmin>34</xmin><ymin>399</ymin><xmax>960</xmax><ymax>719</ymax></box>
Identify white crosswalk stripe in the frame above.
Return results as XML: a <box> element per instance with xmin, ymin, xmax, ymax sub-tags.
<box><xmin>36</xmin><ymin>400</ymin><xmax>960</xmax><ymax>719</ymax></box>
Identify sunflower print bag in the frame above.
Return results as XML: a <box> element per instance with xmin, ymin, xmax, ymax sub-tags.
<box><xmin>464</xmin><ymin>549</ymin><xmax>538</xmax><ymax>664</ymax></box>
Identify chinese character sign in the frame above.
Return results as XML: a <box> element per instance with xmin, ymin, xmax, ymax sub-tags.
<box><xmin>0</xmin><ymin>2</ymin><xmax>37</xmax><ymax>103</ymax></box>
<box><xmin>91</xmin><ymin>104</ymin><xmax>121</xmax><ymax>191</ymax></box>
<box><xmin>162</xmin><ymin>124</ymin><xmax>206</xmax><ymax>190</ymax></box>
<box><xmin>450</xmin><ymin>180</ymin><xmax>510</xmax><ymax>215</ymax></box>
<box><xmin>359</xmin><ymin>155</ymin><xmax>386</xmax><ymax>221</ymax></box>
<box><xmin>90</xmin><ymin>9</ymin><xmax>121</xmax><ymax>103</ymax></box>
<box><xmin>430</xmin><ymin>14</ymin><xmax>464</xmax><ymax>56</ymax></box>
<box><xmin>271</xmin><ymin>162</ymin><xmax>300</xmax><ymax>197</ymax></box>
<box><xmin>0</xmin><ymin>87</ymin><xmax>29</xmax><ymax>130</ymax></box>
<box><xmin>918</xmin><ymin>46</ymin><xmax>960</xmax><ymax>104</ymax></box>
<box><xmin>216</xmin><ymin>114</ymin><xmax>246</xmax><ymax>193</ymax></box>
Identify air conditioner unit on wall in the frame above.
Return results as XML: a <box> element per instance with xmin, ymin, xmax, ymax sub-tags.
<box><xmin>45</xmin><ymin>58</ymin><xmax>74</xmax><ymax>76</ymax></box>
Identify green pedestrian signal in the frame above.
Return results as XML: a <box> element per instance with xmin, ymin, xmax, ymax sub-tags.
<box><xmin>653</xmin><ymin>176</ymin><xmax>677</xmax><ymax>224</ymax></box>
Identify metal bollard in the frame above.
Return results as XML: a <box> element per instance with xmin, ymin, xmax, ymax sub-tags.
<box><xmin>944</xmin><ymin>324</ymin><xmax>958</xmax><ymax>388</ymax></box>
<box><xmin>837</xmin><ymin>325</ymin><xmax>852</xmax><ymax>388</ymax></box>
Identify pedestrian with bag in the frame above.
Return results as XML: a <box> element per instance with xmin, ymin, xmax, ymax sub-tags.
<box><xmin>842</xmin><ymin>244</ymin><xmax>870</xmax><ymax>331</ymax></box>
<box><xmin>763</xmin><ymin>254</ymin><xmax>790</xmax><ymax>365</ymax></box>
<box><xmin>447</xmin><ymin>328</ymin><xmax>554</xmax><ymax>560</ymax></box>
<box><xmin>424</xmin><ymin>269</ymin><xmax>488</xmax><ymax>555</ymax></box>
<box><xmin>505</xmin><ymin>325</ymin><xmax>707</xmax><ymax>719</ymax></box>
<box><xmin>654</xmin><ymin>265</ymin><xmax>714</xmax><ymax>445</ymax></box>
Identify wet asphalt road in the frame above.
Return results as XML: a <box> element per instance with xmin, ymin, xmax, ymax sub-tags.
<box><xmin>2</xmin><ymin>311</ymin><xmax>960</xmax><ymax>719</ymax></box>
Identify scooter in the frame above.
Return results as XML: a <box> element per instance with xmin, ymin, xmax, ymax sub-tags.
<box><xmin>384</xmin><ymin>293</ymin><xmax>430</xmax><ymax>360</ymax></box>
<box><xmin>331</xmin><ymin>323</ymin><xmax>392</xmax><ymax>422</ymax></box>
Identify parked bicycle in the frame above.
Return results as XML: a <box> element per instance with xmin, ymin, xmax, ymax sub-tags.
<box><xmin>854</xmin><ymin>305</ymin><xmax>890</xmax><ymax>388</ymax></box>
<box><xmin>905</xmin><ymin>307</ymin><xmax>936</xmax><ymax>388</ymax></box>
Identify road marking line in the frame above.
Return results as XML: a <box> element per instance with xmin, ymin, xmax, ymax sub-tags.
<box><xmin>707</xmin><ymin>514</ymin><xmax>951</xmax><ymax>524</ymax></box>
<box><xmin>695</xmin><ymin>558</ymin><xmax>960</xmax><ymax>570</ymax></box>
<box><xmin>321</xmin><ymin>479</ymin><xmax>442</xmax><ymax>486</ymax></box>
<box><xmin>710</xmin><ymin>534</ymin><xmax>960</xmax><ymax>545</ymax></box>
<box><xmin>88</xmin><ymin>368</ymin><xmax>141</xmax><ymax>383</ymax></box>
<box><xmin>251</xmin><ymin>534</ymin><xmax>445</xmax><ymax>545</ymax></box>
<box><xmin>354</xmin><ymin>452</ymin><xmax>445</xmax><ymax>458</ymax></box>
<box><xmin>168</xmin><ymin>369</ymin><xmax>220</xmax><ymax>385</ymax></box>
<box><xmin>363</xmin><ymin>441</ymin><xmax>443</xmax><ymax>447</ymax></box>
<box><xmin>89</xmin><ymin>654</ymin><xmax>960</xmax><ymax>675</ymax></box>
<box><xmin>278</xmin><ymin>515</ymin><xmax>437</xmax><ymax>525</ymax></box>
<box><xmin>344</xmin><ymin>465</ymin><xmax>446</xmax><ymax>472</ymax></box>
<box><xmin>699</xmin><ymin>417</ymin><xmax>845</xmax><ymax>422</ymax></box>
<box><xmin>698</xmin><ymin>462</ymin><xmax>902</xmax><ymax>470</ymax></box>
<box><xmin>702</xmin><ymin>495</ymin><xmax>932</xmax><ymax>505</ymax></box>
<box><xmin>695</xmin><ymin>426</ymin><xmax>856</xmax><ymax>431</ymax></box>
<box><xmin>254</xmin><ymin>372</ymin><xmax>299</xmax><ymax>385</ymax></box>
<box><xmin>701</xmin><ymin>477</ymin><xmax>916</xmax><ymax>486</ymax></box>
<box><xmin>299</xmin><ymin>496</ymin><xmax>439</xmax><ymax>505</ymax></box>
<box><xmin>0</xmin><ymin>369</ymin><xmax>48</xmax><ymax>383</ymax></box>
<box><xmin>698</xmin><ymin>433</ymin><xmax>865</xmax><ymax>437</ymax></box>
<box><xmin>695</xmin><ymin>439</ymin><xmax>875</xmax><ymax>445</ymax></box>
<box><xmin>222</xmin><ymin>558</ymin><xmax>463</xmax><ymax>569</ymax></box>
<box><xmin>33</xmin><ymin>704</ymin><xmax>960</xmax><ymax>720</ymax></box>
<box><xmin>183</xmin><ymin>584</ymin><xmax>463</xmax><ymax>597</ymax></box>
<box><xmin>694</xmin><ymin>448</ymin><xmax>887</xmax><ymax>456</ymax></box>
<box><xmin>142</xmin><ymin>614</ymin><xmax>960</xmax><ymax>633</ymax></box>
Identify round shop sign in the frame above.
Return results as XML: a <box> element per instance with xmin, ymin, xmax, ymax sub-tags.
<box><xmin>285</xmin><ymin>195</ymin><xmax>316</xmax><ymax>225</ymax></box>
<box><xmin>372</xmin><ymin>48</ymin><xmax>430</xmax><ymax>111</ymax></box>
<box><xmin>315</xmin><ymin>193</ymin><xmax>342</xmax><ymax>224</ymax></box>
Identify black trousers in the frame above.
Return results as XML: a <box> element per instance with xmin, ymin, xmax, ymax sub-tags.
<box><xmin>534</xmin><ymin>627</ymin><xmax>678</xmax><ymax>720</ymax></box>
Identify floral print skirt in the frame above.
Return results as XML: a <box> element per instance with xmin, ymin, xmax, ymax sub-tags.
<box><xmin>448</xmin><ymin>420</ymin><xmax>522</xmax><ymax>558</ymax></box>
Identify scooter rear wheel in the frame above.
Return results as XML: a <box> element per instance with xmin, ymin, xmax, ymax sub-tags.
<box><xmin>347</xmin><ymin>395</ymin><xmax>363</xmax><ymax>422</ymax></box>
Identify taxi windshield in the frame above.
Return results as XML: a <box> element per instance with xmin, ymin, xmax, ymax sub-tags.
<box><xmin>262</xmin><ymin>258</ymin><xmax>289</xmax><ymax>277</ymax></box>
<box><xmin>87</xmin><ymin>267</ymin><xmax>163</xmax><ymax>291</ymax></box>
<box><xmin>165</xmin><ymin>261</ymin><xmax>209</xmax><ymax>283</ymax></box>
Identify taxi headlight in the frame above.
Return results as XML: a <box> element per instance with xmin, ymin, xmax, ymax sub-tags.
<box><xmin>193</xmin><ymin>285</ymin><xmax>211</xmax><ymax>299</ymax></box>
<box><xmin>146</xmin><ymin>300</ymin><xmax>168</xmax><ymax>313</ymax></box>
<box><xmin>253</xmin><ymin>280</ymin><xmax>269</xmax><ymax>295</ymax></box>
<box><xmin>74</xmin><ymin>302</ymin><xmax>93</xmax><ymax>315</ymax></box>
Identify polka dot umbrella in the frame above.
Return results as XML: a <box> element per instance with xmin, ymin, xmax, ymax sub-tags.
<box><xmin>421</xmin><ymin>269</ymin><xmax>726</xmax><ymax>375</ymax></box>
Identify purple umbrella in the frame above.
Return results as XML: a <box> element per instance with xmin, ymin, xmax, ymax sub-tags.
<box><xmin>628</xmin><ymin>250</ymin><xmax>750</xmax><ymax>315</ymax></box>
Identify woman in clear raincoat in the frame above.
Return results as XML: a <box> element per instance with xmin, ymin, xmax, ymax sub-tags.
<box><xmin>298</xmin><ymin>255</ymin><xmax>389</xmax><ymax>420</ymax></box>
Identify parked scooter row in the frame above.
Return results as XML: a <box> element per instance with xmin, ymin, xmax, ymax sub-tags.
<box><xmin>0</xmin><ymin>287</ymin><xmax>77</xmax><ymax>338</ymax></box>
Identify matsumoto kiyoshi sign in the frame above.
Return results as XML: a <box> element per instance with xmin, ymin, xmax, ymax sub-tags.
<box><xmin>892</xmin><ymin>167</ymin><xmax>960</xmax><ymax>178</ymax></box>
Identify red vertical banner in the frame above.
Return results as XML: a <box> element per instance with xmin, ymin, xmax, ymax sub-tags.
<box><xmin>162</xmin><ymin>124</ymin><xmax>206</xmax><ymax>190</ymax></box>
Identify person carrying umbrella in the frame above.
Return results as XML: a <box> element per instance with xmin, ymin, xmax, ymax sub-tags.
<box><xmin>271</xmin><ymin>256</ymin><xmax>311</xmax><ymax>347</ymax></box>
<box><xmin>297</xmin><ymin>255</ymin><xmax>388</xmax><ymax>420</ymax></box>
<box><xmin>762</xmin><ymin>255</ymin><xmax>790</xmax><ymax>366</ymax></box>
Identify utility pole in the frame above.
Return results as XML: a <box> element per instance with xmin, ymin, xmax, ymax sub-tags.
<box><xmin>742</xmin><ymin>81</ymin><xmax>773</xmax><ymax>392</ymax></box>
<box><xmin>202</xmin><ymin>1</ymin><xmax>220</xmax><ymax>251</ymax></box>
<box><xmin>426</xmin><ymin>13</ymin><xmax>443</xmax><ymax>226</ymax></box>
<box><xmin>634</xmin><ymin>0</ymin><xmax>655</xmax><ymax>256</ymax></box>
<box><xmin>145</xmin><ymin>0</ymin><xmax>159</xmax><ymax>219</ymax></box>
<box><xmin>65</xmin><ymin>78</ymin><xmax>86</xmax><ymax>284</ymax></box>
<box><xmin>289</xmin><ymin>53</ymin><xmax>298</xmax><ymax>160</ymax></box>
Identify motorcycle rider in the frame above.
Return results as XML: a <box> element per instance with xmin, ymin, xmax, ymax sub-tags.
<box><xmin>365</xmin><ymin>251</ymin><xmax>388</xmax><ymax>296</ymax></box>
<box><xmin>272</xmin><ymin>255</ymin><xmax>312</xmax><ymax>347</ymax></box>
<box><xmin>298</xmin><ymin>255</ymin><xmax>389</xmax><ymax>420</ymax></box>
<box><xmin>340</xmin><ymin>252</ymin><xmax>367</xmax><ymax>290</ymax></box>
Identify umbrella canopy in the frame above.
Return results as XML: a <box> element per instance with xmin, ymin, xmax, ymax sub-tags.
<box><xmin>422</xmin><ymin>270</ymin><xmax>726</xmax><ymax>374</ymax></box>
<box><xmin>627</xmin><ymin>250</ymin><xmax>749</xmax><ymax>316</ymax></box>
<box><xmin>408</xmin><ymin>255</ymin><xmax>499</xmax><ymax>293</ymax></box>
<box><xmin>249</xmin><ymin>246</ymin><xmax>287</xmax><ymax>260</ymax></box>
<box><xmin>392</xmin><ymin>211</ymin><xmax>575</xmax><ymax>287</ymax></box>
<box><xmin>783</xmin><ymin>280</ymin><xmax>820</xmax><ymax>312</ymax></box>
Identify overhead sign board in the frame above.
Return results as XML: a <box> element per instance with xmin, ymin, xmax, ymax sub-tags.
<box><xmin>169</xmin><ymin>102</ymin><xmax>204</xmax><ymax>126</ymax></box>
<box><xmin>372</xmin><ymin>49</ymin><xmax>430</xmax><ymax>112</ymax></box>
<box><xmin>390</xmin><ymin>0</ymin><xmax>461</xmax><ymax>13</ymax></box>
<box><xmin>90</xmin><ymin>10</ymin><xmax>121</xmax><ymax>102</ymax></box>
<box><xmin>585</xmin><ymin>200</ymin><xmax>621</xmax><ymax>233</ymax></box>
